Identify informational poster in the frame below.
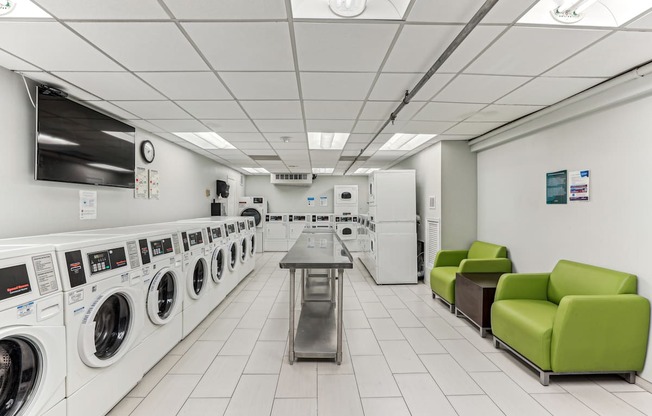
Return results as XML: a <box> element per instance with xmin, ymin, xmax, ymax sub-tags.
<box><xmin>569</xmin><ymin>170</ymin><xmax>590</xmax><ymax>201</ymax></box>
<box><xmin>307</xmin><ymin>196</ymin><xmax>315</xmax><ymax>207</ymax></box>
<box><xmin>149</xmin><ymin>169</ymin><xmax>160</xmax><ymax>200</ymax></box>
<box><xmin>320</xmin><ymin>195</ymin><xmax>328</xmax><ymax>207</ymax></box>
<box><xmin>546</xmin><ymin>170</ymin><xmax>567</xmax><ymax>204</ymax></box>
<box><xmin>79</xmin><ymin>190</ymin><xmax>97</xmax><ymax>219</ymax></box>
<box><xmin>135</xmin><ymin>167</ymin><xmax>148</xmax><ymax>199</ymax></box>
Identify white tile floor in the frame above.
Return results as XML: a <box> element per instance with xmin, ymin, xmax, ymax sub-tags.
<box><xmin>109</xmin><ymin>252</ymin><xmax>652</xmax><ymax>416</ymax></box>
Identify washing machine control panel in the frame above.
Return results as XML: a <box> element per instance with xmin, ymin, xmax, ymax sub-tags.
<box><xmin>151</xmin><ymin>238</ymin><xmax>174</xmax><ymax>257</ymax></box>
<box><xmin>211</xmin><ymin>227</ymin><xmax>223</xmax><ymax>240</ymax></box>
<box><xmin>226</xmin><ymin>223</ymin><xmax>236</xmax><ymax>235</ymax></box>
<box><xmin>88</xmin><ymin>247</ymin><xmax>128</xmax><ymax>275</ymax></box>
<box><xmin>138</xmin><ymin>239</ymin><xmax>151</xmax><ymax>265</ymax></box>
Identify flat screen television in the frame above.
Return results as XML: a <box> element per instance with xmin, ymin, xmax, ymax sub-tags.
<box><xmin>35</xmin><ymin>89</ymin><xmax>136</xmax><ymax>188</ymax></box>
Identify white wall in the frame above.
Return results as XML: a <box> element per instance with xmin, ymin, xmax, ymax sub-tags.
<box><xmin>0</xmin><ymin>66</ymin><xmax>244</xmax><ymax>238</ymax></box>
<box><xmin>245</xmin><ymin>175</ymin><xmax>368</xmax><ymax>214</ymax></box>
<box><xmin>477</xmin><ymin>87</ymin><xmax>652</xmax><ymax>381</ymax></box>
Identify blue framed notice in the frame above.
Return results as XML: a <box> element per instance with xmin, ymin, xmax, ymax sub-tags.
<box><xmin>546</xmin><ymin>170</ymin><xmax>567</xmax><ymax>204</ymax></box>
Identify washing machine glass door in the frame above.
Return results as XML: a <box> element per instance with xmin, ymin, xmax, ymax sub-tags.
<box><xmin>241</xmin><ymin>208</ymin><xmax>262</xmax><ymax>226</ymax></box>
<box><xmin>212</xmin><ymin>248</ymin><xmax>225</xmax><ymax>283</ymax></box>
<box><xmin>0</xmin><ymin>337</ymin><xmax>38</xmax><ymax>416</ymax></box>
<box><xmin>91</xmin><ymin>293</ymin><xmax>131</xmax><ymax>361</ymax></box>
<box><xmin>188</xmin><ymin>258</ymin><xmax>207</xmax><ymax>299</ymax></box>
<box><xmin>250</xmin><ymin>235</ymin><xmax>255</xmax><ymax>255</ymax></box>
<box><xmin>228</xmin><ymin>243</ymin><xmax>237</xmax><ymax>271</ymax></box>
<box><xmin>148</xmin><ymin>268</ymin><xmax>178</xmax><ymax>325</ymax></box>
<box><xmin>240</xmin><ymin>239</ymin><xmax>247</xmax><ymax>263</ymax></box>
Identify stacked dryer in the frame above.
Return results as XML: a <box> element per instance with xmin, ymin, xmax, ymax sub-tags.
<box><xmin>288</xmin><ymin>214</ymin><xmax>311</xmax><ymax>249</ymax></box>
<box><xmin>238</xmin><ymin>196</ymin><xmax>266</xmax><ymax>253</ymax></box>
<box><xmin>0</xmin><ymin>244</ymin><xmax>66</xmax><ymax>416</ymax></box>
<box><xmin>264</xmin><ymin>214</ymin><xmax>289</xmax><ymax>251</ymax></box>
<box><xmin>334</xmin><ymin>185</ymin><xmax>360</xmax><ymax>251</ymax></box>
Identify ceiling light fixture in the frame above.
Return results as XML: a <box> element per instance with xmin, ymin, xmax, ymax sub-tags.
<box><xmin>379</xmin><ymin>134</ymin><xmax>437</xmax><ymax>151</ymax></box>
<box><xmin>329</xmin><ymin>0</ymin><xmax>367</xmax><ymax>17</ymax></box>
<box><xmin>173</xmin><ymin>132</ymin><xmax>236</xmax><ymax>150</ymax></box>
<box><xmin>312</xmin><ymin>168</ymin><xmax>334</xmax><ymax>174</ymax></box>
<box><xmin>0</xmin><ymin>1</ymin><xmax>16</xmax><ymax>16</ymax></box>
<box><xmin>308</xmin><ymin>132</ymin><xmax>350</xmax><ymax>150</ymax></box>
<box><xmin>242</xmin><ymin>167</ymin><xmax>270</xmax><ymax>174</ymax></box>
<box><xmin>551</xmin><ymin>0</ymin><xmax>599</xmax><ymax>23</ymax></box>
<box><xmin>280</xmin><ymin>136</ymin><xmax>291</xmax><ymax>143</ymax></box>
<box><xmin>354</xmin><ymin>168</ymin><xmax>379</xmax><ymax>175</ymax></box>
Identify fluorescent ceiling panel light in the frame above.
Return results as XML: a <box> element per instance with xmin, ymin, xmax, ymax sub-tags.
<box><xmin>87</xmin><ymin>163</ymin><xmax>132</xmax><ymax>173</ymax></box>
<box><xmin>242</xmin><ymin>167</ymin><xmax>270</xmax><ymax>174</ymax></box>
<box><xmin>519</xmin><ymin>0</ymin><xmax>643</xmax><ymax>27</ymax></box>
<box><xmin>173</xmin><ymin>132</ymin><xmax>235</xmax><ymax>150</ymax></box>
<box><xmin>379</xmin><ymin>134</ymin><xmax>437</xmax><ymax>151</ymax></box>
<box><xmin>312</xmin><ymin>168</ymin><xmax>334</xmax><ymax>174</ymax></box>
<box><xmin>0</xmin><ymin>0</ymin><xmax>51</xmax><ymax>18</ymax></box>
<box><xmin>329</xmin><ymin>0</ymin><xmax>367</xmax><ymax>17</ymax></box>
<box><xmin>353</xmin><ymin>168</ymin><xmax>379</xmax><ymax>175</ymax></box>
<box><xmin>551</xmin><ymin>0</ymin><xmax>599</xmax><ymax>23</ymax></box>
<box><xmin>308</xmin><ymin>132</ymin><xmax>350</xmax><ymax>150</ymax></box>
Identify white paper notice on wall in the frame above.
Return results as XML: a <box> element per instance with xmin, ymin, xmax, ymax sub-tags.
<box><xmin>569</xmin><ymin>170</ymin><xmax>590</xmax><ymax>201</ymax></box>
<box><xmin>135</xmin><ymin>167</ymin><xmax>148</xmax><ymax>199</ymax></box>
<box><xmin>307</xmin><ymin>196</ymin><xmax>315</xmax><ymax>207</ymax></box>
<box><xmin>320</xmin><ymin>196</ymin><xmax>328</xmax><ymax>207</ymax></box>
<box><xmin>149</xmin><ymin>169</ymin><xmax>160</xmax><ymax>200</ymax></box>
<box><xmin>79</xmin><ymin>190</ymin><xmax>97</xmax><ymax>220</ymax></box>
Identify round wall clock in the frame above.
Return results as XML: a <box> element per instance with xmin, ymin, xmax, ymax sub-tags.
<box><xmin>141</xmin><ymin>140</ymin><xmax>155</xmax><ymax>163</ymax></box>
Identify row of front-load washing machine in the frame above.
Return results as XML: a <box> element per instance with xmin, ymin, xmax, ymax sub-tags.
<box><xmin>0</xmin><ymin>216</ymin><xmax>257</xmax><ymax>416</ymax></box>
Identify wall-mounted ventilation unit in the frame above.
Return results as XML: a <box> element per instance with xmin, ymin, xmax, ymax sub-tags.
<box><xmin>425</xmin><ymin>218</ymin><xmax>441</xmax><ymax>277</ymax></box>
<box><xmin>270</xmin><ymin>173</ymin><xmax>313</xmax><ymax>186</ymax></box>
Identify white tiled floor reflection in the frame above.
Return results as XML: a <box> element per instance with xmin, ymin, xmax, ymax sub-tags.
<box><xmin>110</xmin><ymin>252</ymin><xmax>652</xmax><ymax>416</ymax></box>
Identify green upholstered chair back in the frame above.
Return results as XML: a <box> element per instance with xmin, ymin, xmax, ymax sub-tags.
<box><xmin>548</xmin><ymin>260</ymin><xmax>638</xmax><ymax>305</ymax></box>
<box><xmin>467</xmin><ymin>241</ymin><xmax>507</xmax><ymax>260</ymax></box>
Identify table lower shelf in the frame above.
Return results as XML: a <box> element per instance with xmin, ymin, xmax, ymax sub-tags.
<box><xmin>294</xmin><ymin>302</ymin><xmax>337</xmax><ymax>359</ymax></box>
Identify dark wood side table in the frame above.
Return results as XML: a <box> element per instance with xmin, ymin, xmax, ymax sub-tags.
<box><xmin>455</xmin><ymin>272</ymin><xmax>504</xmax><ymax>337</ymax></box>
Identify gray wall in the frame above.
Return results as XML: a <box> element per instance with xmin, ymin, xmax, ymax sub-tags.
<box><xmin>476</xmin><ymin>87</ymin><xmax>652</xmax><ymax>381</ymax></box>
<box><xmin>0</xmin><ymin>66</ymin><xmax>244</xmax><ymax>238</ymax></box>
<box><xmin>245</xmin><ymin>175</ymin><xmax>369</xmax><ymax>214</ymax></box>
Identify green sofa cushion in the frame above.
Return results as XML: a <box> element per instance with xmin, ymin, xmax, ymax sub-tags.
<box><xmin>468</xmin><ymin>241</ymin><xmax>507</xmax><ymax>260</ymax></box>
<box><xmin>430</xmin><ymin>266</ymin><xmax>458</xmax><ymax>304</ymax></box>
<box><xmin>491</xmin><ymin>299</ymin><xmax>558</xmax><ymax>371</ymax></box>
<box><xmin>548</xmin><ymin>260</ymin><xmax>637</xmax><ymax>305</ymax></box>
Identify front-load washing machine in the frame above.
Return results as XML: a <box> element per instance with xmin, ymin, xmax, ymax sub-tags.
<box><xmin>236</xmin><ymin>217</ymin><xmax>254</xmax><ymax>280</ymax></box>
<box><xmin>288</xmin><ymin>214</ymin><xmax>310</xmax><ymax>249</ymax></box>
<box><xmin>246</xmin><ymin>217</ymin><xmax>257</xmax><ymax>259</ymax></box>
<box><xmin>238</xmin><ymin>196</ymin><xmax>266</xmax><ymax>253</ymax></box>
<box><xmin>0</xmin><ymin>244</ymin><xmax>66</xmax><ymax>416</ymax></box>
<box><xmin>222</xmin><ymin>218</ymin><xmax>241</xmax><ymax>292</ymax></box>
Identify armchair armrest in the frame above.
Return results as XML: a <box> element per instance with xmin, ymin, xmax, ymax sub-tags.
<box><xmin>459</xmin><ymin>258</ymin><xmax>512</xmax><ymax>274</ymax></box>
<box><xmin>551</xmin><ymin>294</ymin><xmax>650</xmax><ymax>373</ymax></box>
<box><xmin>434</xmin><ymin>250</ymin><xmax>468</xmax><ymax>267</ymax></box>
<box><xmin>494</xmin><ymin>273</ymin><xmax>550</xmax><ymax>301</ymax></box>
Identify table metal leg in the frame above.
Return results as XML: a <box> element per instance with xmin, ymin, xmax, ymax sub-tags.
<box><xmin>300</xmin><ymin>269</ymin><xmax>305</xmax><ymax>305</ymax></box>
<box><xmin>336</xmin><ymin>268</ymin><xmax>343</xmax><ymax>364</ymax></box>
<box><xmin>330</xmin><ymin>269</ymin><xmax>336</xmax><ymax>303</ymax></box>
<box><xmin>289</xmin><ymin>268</ymin><xmax>296</xmax><ymax>364</ymax></box>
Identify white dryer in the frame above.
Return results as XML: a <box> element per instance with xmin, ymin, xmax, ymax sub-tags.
<box><xmin>334</xmin><ymin>185</ymin><xmax>359</xmax><ymax>216</ymax></box>
<box><xmin>0</xmin><ymin>244</ymin><xmax>66</xmax><ymax>416</ymax></box>
<box><xmin>335</xmin><ymin>215</ymin><xmax>360</xmax><ymax>252</ymax></box>
<box><xmin>264</xmin><ymin>214</ymin><xmax>289</xmax><ymax>252</ymax></box>
<box><xmin>311</xmin><ymin>214</ymin><xmax>334</xmax><ymax>230</ymax></box>
<box><xmin>288</xmin><ymin>214</ymin><xmax>310</xmax><ymax>249</ymax></box>
<box><xmin>238</xmin><ymin>196</ymin><xmax>266</xmax><ymax>253</ymax></box>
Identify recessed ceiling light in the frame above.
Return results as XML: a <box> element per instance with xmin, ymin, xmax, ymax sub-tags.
<box><xmin>551</xmin><ymin>0</ymin><xmax>599</xmax><ymax>23</ymax></box>
<box><xmin>242</xmin><ymin>167</ymin><xmax>270</xmax><ymax>174</ymax></box>
<box><xmin>519</xmin><ymin>0</ymin><xmax>643</xmax><ymax>27</ymax></box>
<box><xmin>312</xmin><ymin>168</ymin><xmax>334</xmax><ymax>174</ymax></box>
<box><xmin>173</xmin><ymin>132</ymin><xmax>235</xmax><ymax>150</ymax></box>
<box><xmin>353</xmin><ymin>168</ymin><xmax>379</xmax><ymax>175</ymax></box>
<box><xmin>379</xmin><ymin>134</ymin><xmax>437</xmax><ymax>151</ymax></box>
<box><xmin>280</xmin><ymin>136</ymin><xmax>291</xmax><ymax>143</ymax></box>
<box><xmin>329</xmin><ymin>0</ymin><xmax>367</xmax><ymax>17</ymax></box>
<box><xmin>308</xmin><ymin>132</ymin><xmax>350</xmax><ymax>150</ymax></box>
<box><xmin>0</xmin><ymin>0</ymin><xmax>51</xmax><ymax>18</ymax></box>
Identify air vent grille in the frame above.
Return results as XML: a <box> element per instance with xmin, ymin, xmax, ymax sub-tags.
<box><xmin>426</xmin><ymin>218</ymin><xmax>440</xmax><ymax>271</ymax></box>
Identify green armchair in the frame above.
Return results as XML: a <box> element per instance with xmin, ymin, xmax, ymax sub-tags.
<box><xmin>430</xmin><ymin>241</ymin><xmax>512</xmax><ymax>312</ymax></box>
<box><xmin>491</xmin><ymin>260</ymin><xmax>650</xmax><ymax>385</ymax></box>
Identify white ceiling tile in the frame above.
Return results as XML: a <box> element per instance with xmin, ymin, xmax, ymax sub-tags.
<box><xmin>162</xmin><ymin>0</ymin><xmax>287</xmax><ymax>19</ymax></box>
<box><xmin>383</xmin><ymin>25</ymin><xmax>461</xmax><ymax>73</ymax></box>
<box><xmin>232</xmin><ymin>141</ymin><xmax>272</xmax><ymax>150</ymax></box>
<box><xmin>545</xmin><ymin>31</ymin><xmax>652</xmax><ymax>78</ymax></box>
<box><xmin>438</xmin><ymin>26</ymin><xmax>508</xmax><ymax>72</ymax></box>
<box><xmin>22</xmin><ymin>72</ymin><xmax>98</xmax><ymax>100</ymax></box>
<box><xmin>35</xmin><ymin>0</ymin><xmax>168</xmax><ymax>19</ymax></box>
<box><xmin>352</xmin><ymin>120</ymin><xmax>386</xmax><ymax>134</ymax></box>
<box><xmin>175</xmin><ymin>101</ymin><xmax>247</xmax><ymax>119</ymax></box>
<box><xmin>183</xmin><ymin>22</ymin><xmax>294</xmax><ymax>71</ymax></box>
<box><xmin>294</xmin><ymin>23</ymin><xmax>398</xmax><ymax>72</ymax></box>
<box><xmin>368</xmin><ymin>73</ymin><xmax>455</xmax><ymax>101</ymax></box>
<box><xmin>359</xmin><ymin>101</ymin><xmax>425</xmax><ymax>121</ymax></box>
<box><xmin>242</xmin><ymin>148</ymin><xmax>277</xmax><ymax>156</ymax></box>
<box><xmin>220</xmin><ymin>72</ymin><xmax>299</xmax><ymax>100</ymax></box>
<box><xmin>303</xmin><ymin>101</ymin><xmax>363</xmax><ymax>120</ymax></box>
<box><xmin>70</xmin><ymin>22</ymin><xmax>207</xmax><ymax>71</ymax></box>
<box><xmin>412</xmin><ymin>102</ymin><xmax>485</xmax><ymax>121</ymax></box>
<box><xmin>387</xmin><ymin>120</ymin><xmax>457</xmax><ymax>134</ymax></box>
<box><xmin>270</xmin><ymin>141</ymin><xmax>308</xmax><ymax>150</ymax></box>
<box><xmin>255</xmin><ymin>119</ymin><xmax>304</xmax><ymax>132</ymax></box>
<box><xmin>310</xmin><ymin>150</ymin><xmax>341</xmax><ymax>167</ymax></box>
<box><xmin>306</xmin><ymin>119</ymin><xmax>355</xmax><ymax>132</ymax></box>
<box><xmin>433</xmin><ymin>74</ymin><xmax>531</xmax><ymax>103</ymax></box>
<box><xmin>219</xmin><ymin>132</ymin><xmax>266</xmax><ymax>142</ymax></box>
<box><xmin>84</xmin><ymin>101</ymin><xmax>137</xmax><ymax>120</ymax></box>
<box><xmin>240</xmin><ymin>101</ymin><xmax>302</xmax><ymax>119</ymax></box>
<box><xmin>0</xmin><ymin>50</ymin><xmax>38</xmax><ymax>71</ymax></box>
<box><xmin>277</xmin><ymin>150</ymin><xmax>310</xmax><ymax>159</ymax></box>
<box><xmin>497</xmin><ymin>77</ymin><xmax>605</xmax><ymax>105</ymax></box>
<box><xmin>112</xmin><ymin>101</ymin><xmax>190</xmax><ymax>119</ymax></box>
<box><xmin>129</xmin><ymin>120</ymin><xmax>165</xmax><ymax>133</ymax></box>
<box><xmin>466</xmin><ymin>104</ymin><xmax>543</xmax><ymax>122</ymax></box>
<box><xmin>266</xmin><ymin>133</ymin><xmax>308</xmax><ymax>148</ymax></box>
<box><xmin>407</xmin><ymin>0</ymin><xmax>537</xmax><ymax>24</ymax></box>
<box><xmin>150</xmin><ymin>119</ymin><xmax>209</xmax><ymax>132</ymax></box>
<box><xmin>202</xmin><ymin>119</ymin><xmax>259</xmax><ymax>133</ymax></box>
<box><xmin>52</xmin><ymin>72</ymin><xmax>164</xmax><ymax>100</ymax></box>
<box><xmin>628</xmin><ymin>9</ymin><xmax>652</xmax><ymax>29</ymax></box>
<box><xmin>445</xmin><ymin>122</ymin><xmax>503</xmax><ymax>135</ymax></box>
<box><xmin>0</xmin><ymin>22</ymin><xmax>121</xmax><ymax>71</ymax></box>
<box><xmin>138</xmin><ymin>72</ymin><xmax>231</xmax><ymax>100</ymax></box>
<box><xmin>341</xmin><ymin>150</ymin><xmax>360</xmax><ymax>156</ymax></box>
<box><xmin>348</xmin><ymin>133</ymin><xmax>374</xmax><ymax>143</ymax></box>
<box><xmin>301</xmin><ymin>72</ymin><xmax>375</xmax><ymax>100</ymax></box>
<box><xmin>465</xmin><ymin>27</ymin><xmax>609</xmax><ymax>76</ymax></box>
<box><xmin>211</xmin><ymin>149</ymin><xmax>248</xmax><ymax>159</ymax></box>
